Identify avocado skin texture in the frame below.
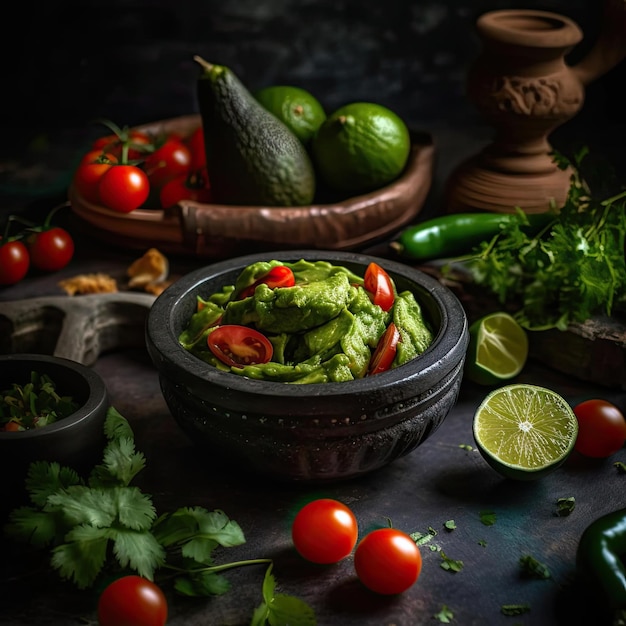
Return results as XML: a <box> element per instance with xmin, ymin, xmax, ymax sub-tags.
<box><xmin>197</xmin><ymin>62</ymin><xmax>316</xmax><ymax>207</ymax></box>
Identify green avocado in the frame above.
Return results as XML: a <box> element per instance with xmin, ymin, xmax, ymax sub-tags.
<box><xmin>194</xmin><ymin>57</ymin><xmax>316</xmax><ymax>207</ymax></box>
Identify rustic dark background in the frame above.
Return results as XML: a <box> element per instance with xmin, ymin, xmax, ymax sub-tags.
<box><xmin>0</xmin><ymin>0</ymin><xmax>623</xmax><ymax>213</ymax></box>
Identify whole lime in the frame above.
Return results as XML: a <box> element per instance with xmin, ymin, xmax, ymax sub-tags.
<box><xmin>311</xmin><ymin>102</ymin><xmax>411</xmax><ymax>196</ymax></box>
<box><xmin>254</xmin><ymin>85</ymin><xmax>326</xmax><ymax>146</ymax></box>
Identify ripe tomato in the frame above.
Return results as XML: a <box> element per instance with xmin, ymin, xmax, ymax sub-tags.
<box><xmin>368</xmin><ymin>322</ymin><xmax>400</xmax><ymax>375</ymax></box>
<box><xmin>0</xmin><ymin>239</ymin><xmax>29</xmax><ymax>285</ymax></box>
<box><xmin>27</xmin><ymin>227</ymin><xmax>74</xmax><ymax>272</ymax></box>
<box><xmin>97</xmin><ymin>575</ymin><xmax>167</xmax><ymax>626</ymax></box>
<box><xmin>186</xmin><ymin>126</ymin><xmax>206</xmax><ymax>171</ymax></box>
<box><xmin>144</xmin><ymin>137</ymin><xmax>192</xmax><ymax>188</ymax></box>
<box><xmin>291</xmin><ymin>498</ymin><xmax>358</xmax><ymax>564</ymax></box>
<box><xmin>73</xmin><ymin>158</ymin><xmax>116</xmax><ymax>204</ymax></box>
<box><xmin>354</xmin><ymin>527</ymin><xmax>422</xmax><ymax>595</ymax></box>
<box><xmin>573</xmin><ymin>399</ymin><xmax>626</xmax><ymax>458</ymax></box>
<box><xmin>238</xmin><ymin>265</ymin><xmax>296</xmax><ymax>299</ymax></box>
<box><xmin>364</xmin><ymin>262</ymin><xmax>395</xmax><ymax>311</ymax></box>
<box><xmin>208</xmin><ymin>325</ymin><xmax>273</xmax><ymax>366</ymax></box>
<box><xmin>159</xmin><ymin>169</ymin><xmax>212</xmax><ymax>208</ymax></box>
<box><xmin>98</xmin><ymin>165</ymin><xmax>150</xmax><ymax>213</ymax></box>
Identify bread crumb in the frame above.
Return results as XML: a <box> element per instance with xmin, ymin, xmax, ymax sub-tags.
<box><xmin>127</xmin><ymin>248</ymin><xmax>169</xmax><ymax>290</ymax></box>
<box><xmin>58</xmin><ymin>273</ymin><xmax>118</xmax><ymax>296</ymax></box>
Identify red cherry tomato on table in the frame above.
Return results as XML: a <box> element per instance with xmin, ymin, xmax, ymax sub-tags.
<box><xmin>97</xmin><ymin>575</ymin><xmax>167</xmax><ymax>626</ymax></box>
<box><xmin>0</xmin><ymin>239</ymin><xmax>29</xmax><ymax>285</ymax></box>
<box><xmin>354</xmin><ymin>527</ymin><xmax>422</xmax><ymax>595</ymax></box>
<box><xmin>98</xmin><ymin>165</ymin><xmax>150</xmax><ymax>213</ymax></box>
<box><xmin>368</xmin><ymin>322</ymin><xmax>400</xmax><ymax>376</ymax></box>
<box><xmin>144</xmin><ymin>137</ymin><xmax>192</xmax><ymax>188</ymax></box>
<box><xmin>159</xmin><ymin>169</ymin><xmax>213</xmax><ymax>208</ymax></box>
<box><xmin>208</xmin><ymin>325</ymin><xmax>273</xmax><ymax>367</ymax></box>
<box><xmin>364</xmin><ymin>262</ymin><xmax>395</xmax><ymax>311</ymax></box>
<box><xmin>26</xmin><ymin>227</ymin><xmax>74</xmax><ymax>272</ymax></box>
<box><xmin>291</xmin><ymin>498</ymin><xmax>358</xmax><ymax>564</ymax></box>
<box><xmin>573</xmin><ymin>399</ymin><xmax>626</xmax><ymax>458</ymax></box>
<box><xmin>238</xmin><ymin>265</ymin><xmax>296</xmax><ymax>299</ymax></box>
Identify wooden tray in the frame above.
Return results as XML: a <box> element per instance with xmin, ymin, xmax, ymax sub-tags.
<box><xmin>69</xmin><ymin>114</ymin><xmax>435</xmax><ymax>258</ymax></box>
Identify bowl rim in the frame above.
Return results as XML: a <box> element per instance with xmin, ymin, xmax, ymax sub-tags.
<box><xmin>146</xmin><ymin>249</ymin><xmax>468</xmax><ymax>400</ymax></box>
<box><xmin>0</xmin><ymin>353</ymin><xmax>108</xmax><ymax>440</ymax></box>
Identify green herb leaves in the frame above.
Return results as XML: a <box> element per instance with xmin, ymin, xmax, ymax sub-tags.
<box><xmin>463</xmin><ymin>149</ymin><xmax>626</xmax><ymax>330</ymax></box>
<box><xmin>0</xmin><ymin>370</ymin><xmax>79</xmax><ymax>431</ymax></box>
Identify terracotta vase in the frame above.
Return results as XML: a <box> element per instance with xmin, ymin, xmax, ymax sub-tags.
<box><xmin>445</xmin><ymin>1</ymin><xmax>626</xmax><ymax>214</ymax></box>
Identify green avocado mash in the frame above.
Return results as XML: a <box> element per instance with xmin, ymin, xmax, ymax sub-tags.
<box><xmin>179</xmin><ymin>259</ymin><xmax>434</xmax><ymax>384</ymax></box>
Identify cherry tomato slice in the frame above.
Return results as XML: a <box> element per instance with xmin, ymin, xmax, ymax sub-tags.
<box><xmin>292</xmin><ymin>498</ymin><xmax>358</xmax><ymax>564</ymax></box>
<box><xmin>364</xmin><ymin>262</ymin><xmax>395</xmax><ymax>311</ymax></box>
<box><xmin>239</xmin><ymin>266</ymin><xmax>296</xmax><ymax>299</ymax></box>
<box><xmin>368</xmin><ymin>323</ymin><xmax>400</xmax><ymax>375</ymax></box>
<box><xmin>573</xmin><ymin>399</ymin><xmax>626</xmax><ymax>458</ymax></box>
<box><xmin>208</xmin><ymin>325</ymin><xmax>273</xmax><ymax>367</ymax></box>
<box><xmin>354</xmin><ymin>527</ymin><xmax>422</xmax><ymax>595</ymax></box>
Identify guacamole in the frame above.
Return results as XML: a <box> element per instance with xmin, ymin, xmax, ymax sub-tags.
<box><xmin>179</xmin><ymin>259</ymin><xmax>433</xmax><ymax>383</ymax></box>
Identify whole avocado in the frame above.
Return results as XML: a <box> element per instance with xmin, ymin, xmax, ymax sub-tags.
<box><xmin>194</xmin><ymin>57</ymin><xmax>316</xmax><ymax>207</ymax></box>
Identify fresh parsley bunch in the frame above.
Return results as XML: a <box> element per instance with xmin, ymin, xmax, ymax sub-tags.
<box><xmin>464</xmin><ymin>148</ymin><xmax>626</xmax><ymax>331</ymax></box>
<box><xmin>4</xmin><ymin>407</ymin><xmax>316</xmax><ymax>625</ymax></box>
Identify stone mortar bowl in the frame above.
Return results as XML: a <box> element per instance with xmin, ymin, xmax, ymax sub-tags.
<box><xmin>0</xmin><ymin>354</ymin><xmax>109</xmax><ymax>515</ymax></box>
<box><xmin>146</xmin><ymin>250</ymin><xmax>469</xmax><ymax>483</ymax></box>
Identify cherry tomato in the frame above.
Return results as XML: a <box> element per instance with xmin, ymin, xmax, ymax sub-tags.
<box><xmin>98</xmin><ymin>165</ymin><xmax>150</xmax><ymax>213</ymax></box>
<box><xmin>144</xmin><ymin>137</ymin><xmax>192</xmax><ymax>188</ymax></box>
<box><xmin>159</xmin><ymin>169</ymin><xmax>212</xmax><ymax>208</ymax></box>
<box><xmin>186</xmin><ymin>126</ymin><xmax>206</xmax><ymax>171</ymax></box>
<box><xmin>364</xmin><ymin>262</ymin><xmax>395</xmax><ymax>311</ymax></box>
<box><xmin>73</xmin><ymin>158</ymin><xmax>116</xmax><ymax>204</ymax></box>
<box><xmin>0</xmin><ymin>239</ymin><xmax>29</xmax><ymax>285</ymax></box>
<box><xmin>368</xmin><ymin>322</ymin><xmax>400</xmax><ymax>375</ymax></box>
<box><xmin>26</xmin><ymin>227</ymin><xmax>74</xmax><ymax>272</ymax></box>
<box><xmin>354</xmin><ymin>527</ymin><xmax>422</xmax><ymax>595</ymax></box>
<box><xmin>239</xmin><ymin>266</ymin><xmax>296</xmax><ymax>299</ymax></box>
<box><xmin>573</xmin><ymin>399</ymin><xmax>626</xmax><ymax>458</ymax></box>
<box><xmin>97</xmin><ymin>575</ymin><xmax>167</xmax><ymax>626</ymax></box>
<box><xmin>291</xmin><ymin>498</ymin><xmax>358</xmax><ymax>564</ymax></box>
<box><xmin>80</xmin><ymin>149</ymin><xmax>118</xmax><ymax>166</ymax></box>
<box><xmin>208</xmin><ymin>325</ymin><xmax>273</xmax><ymax>367</ymax></box>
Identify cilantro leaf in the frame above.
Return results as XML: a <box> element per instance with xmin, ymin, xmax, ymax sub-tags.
<box><xmin>89</xmin><ymin>437</ymin><xmax>146</xmax><ymax>487</ymax></box>
<box><xmin>434</xmin><ymin>605</ymin><xmax>455</xmax><ymax>623</ymax></box>
<box><xmin>4</xmin><ymin>506</ymin><xmax>60</xmax><ymax>547</ymax></box>
<box><xmin>110</xmin><ymin>526</ymin><xmax>165</xmax><ymax>579</ymax></box>
<box><xmin>174</xmin><ymin>569</ymin><xmax>232</xmax><ymax>596</ymax></box>
<box><xmin>519</xmin><ymin>555</ymin><xmax>551</xmax><ymax>580</ymax></box>
<box><xmin>25</xmin><ymin>460</ymin><xmax>82</xmax><ymax>507</ymax></box>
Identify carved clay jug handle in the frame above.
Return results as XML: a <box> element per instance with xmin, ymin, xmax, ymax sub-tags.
<box><xmin>573</xmin><ymin>0</ymin><xmax>626</xmax><ymax>85</ymax></box>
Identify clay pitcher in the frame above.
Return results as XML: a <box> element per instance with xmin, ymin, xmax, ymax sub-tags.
<box><xmin>445</xmin><ymin>1</ymin><xmax>626</xmax><ymax>214</ymax></box>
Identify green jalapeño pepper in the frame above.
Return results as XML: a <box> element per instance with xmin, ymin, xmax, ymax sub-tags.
<box><xmin>576</xmin><ymin>507</ymin><xmax>626</xmax><ymax>614</ymax></box>
<box><xmin>390</xmin><ymin>210</ymin><xmax>555</xmax><ymax>262</ymax></box>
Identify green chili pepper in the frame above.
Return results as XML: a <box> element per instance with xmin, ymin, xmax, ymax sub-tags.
<box><xmin>576</xmin><ymin>507</ymin><xmax>626</xmax><ymax>611</ymax></box>
<box><xmin>390</xmin><ymin>211</ymin><xmax>554</xmax><ymax>262</ymax></box>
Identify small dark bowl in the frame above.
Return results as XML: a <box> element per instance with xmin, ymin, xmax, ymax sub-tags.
<box><xmin>0</xmin><ymin>354</ymin><xmax>109</xmax><ymax>513</ymax></box>
<box><xmin>146</xmin><ymin>250</ymin><xmax>469</xmax><ymax>482</ymax></box>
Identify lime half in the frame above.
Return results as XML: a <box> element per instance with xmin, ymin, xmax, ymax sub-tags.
<box><xmin>465</xmin><ymin>312</ymin><xmax>528</xmax><ymax>385</ymax></box>
<box><xmin>473</xmin><ymin>384</ymin><xmax>578</xmax><ymax>481</ymax></box>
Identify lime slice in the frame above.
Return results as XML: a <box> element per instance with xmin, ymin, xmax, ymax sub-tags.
<box><xmin>465</xmin><ymin>312</ymin><xmax>528</xmax><ymax>385</ymax></box>
<box><xmin>473</xmin><ymin>384</ymin><xmax>579</xmax><ymax>481</ymax></box>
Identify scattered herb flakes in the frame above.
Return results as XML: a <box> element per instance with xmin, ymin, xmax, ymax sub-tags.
<box><xmin>501</xmin><ymin>604</ymin><xmax>531</xmax><ymax>616</ymax></box>
<box><xmin>440</xmin><ymin>551</ymin><xmax>464</xmax><ymax>573</ymax></box>
<box><xmin>434</xmin><ymin>605</ymin><xmax>455</xmax><ymax>623</ymax></box>
<box><xmin>479</xmin><ymin>510</ymin><xmax>497</xmax><ymax>526</ymax></box>
<box><xmin>459</xmin><ymin>443</ymin><xmax>475</xmax><ymax>452</ymax></box>
<box><xmin>614</xmin><ymin>461</ymin><xmax>626</xmax><ymax>474</ymax></box>
<box><xmin>555</xmin><ymin>497</ymin><xmax>576</xmax><ymax>517</ymax></box>
<box><xmin>443</xmin><ymin>520</ymin><xmax>456</xmax><ymax>532</ymax></box>
<box><xmin>519</xmin><ymin>555</ymin><xmax>551</xmax><ymax>580</ymax></box>
<box><xmin>478</xmin><ymin>539</ymin><xmax>487</xmax><ymax>548</ymax></box>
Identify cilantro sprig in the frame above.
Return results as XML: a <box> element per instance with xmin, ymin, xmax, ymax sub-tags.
<box><xmin>4</xmin><ymin>407</ymin><xmax>315</xmax><ymax>623</ymax></box>
<box><xmin>459</xmin><ymin>148</ymin><xmax>626</xmax><ymax>330</ymax></box>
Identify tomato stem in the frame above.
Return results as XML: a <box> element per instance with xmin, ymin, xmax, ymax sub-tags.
<box><xmin>161</xmin><ymin>557</ymin><xmax>273</xmax><ymax>575</ymax></box>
